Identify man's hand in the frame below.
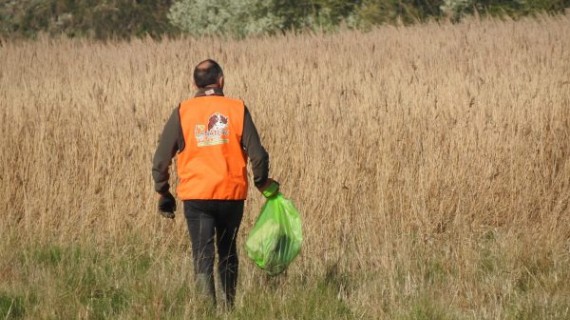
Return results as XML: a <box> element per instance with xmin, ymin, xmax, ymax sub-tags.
<box><xmin>158</xmin><ymin>191</ymin><xmax>176</xmax><ymax>219</ymax></box>
<box><xmin>258</xmin><ymin>178</ymin><xmax>279</xmax><ymax>198</ymax></box>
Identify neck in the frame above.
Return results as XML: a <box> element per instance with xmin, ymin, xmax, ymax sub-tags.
<box><xmin>195</xmin><ymin>87</ymin><xmax>224</xmax><ymax>97</ymax></box>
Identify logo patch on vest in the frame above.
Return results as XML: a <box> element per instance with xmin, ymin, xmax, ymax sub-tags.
<box><xmin>194</xmin><ymin>113</ymin><xmax>230</xmax><ymax>147</ymax></box>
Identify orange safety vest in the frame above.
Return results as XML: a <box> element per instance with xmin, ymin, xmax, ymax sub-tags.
<box><xmin>176</xmin><ymin>95</ymin><xmax>248</xmax><ymax>200</ymax></box>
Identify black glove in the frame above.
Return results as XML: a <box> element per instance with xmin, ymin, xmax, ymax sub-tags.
<box><xmin>158</xmin><ymin>191</ymin><xmax>176</xmax><ymax>219</ymax></box>
<box><xmin>259</xmin><ymin>178</ymin><xmax>279</xmax><ymax>198</ymax></box>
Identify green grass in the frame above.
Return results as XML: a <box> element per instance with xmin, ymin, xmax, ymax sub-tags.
<box><xmin>0</xmin><ymin>293</ymin><xmax>25</xmax><ymax>319</ymax></box>
<box><xmin>2</xmin><ymin>240</ymin><xmax>362</xmax><ymax>319</ymax></box>
<box><xmin>397</xmin><ymin>297</ymin><xmax>456</xmax><ymax>320</ymax></box>
<box><xmin>234</xmin><ymin>280</ymin><xmax>356</xmax><ymax>319</ymax></box>
<box><xmin>1</xmin><ymin>231</ymin><xmax>569</xmax><ymax>319</ymax></box>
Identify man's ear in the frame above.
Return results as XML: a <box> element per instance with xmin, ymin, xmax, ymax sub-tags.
<box><xmin>191</xmin><ymin>81</ymin><xmax>198</xmax><ymax>90</ymax></box>
<box><xmin>218</xmin><ymin>75</ymin><xmax>224</xmax><ymax>88</ymax></box>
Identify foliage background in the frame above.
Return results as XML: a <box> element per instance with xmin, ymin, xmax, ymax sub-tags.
<box><xmin>0</xmin><ymin>0</ymin><xmax>569</xmax><ymax>39</ymax></box>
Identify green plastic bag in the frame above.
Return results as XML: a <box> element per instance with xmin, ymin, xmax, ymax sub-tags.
<box><xmin>245</xmin><ymin>193</ymin><xmax>302</xmax><ymax>276</ymax></box>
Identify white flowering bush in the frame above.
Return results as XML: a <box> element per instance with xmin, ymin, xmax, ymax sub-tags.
<box><xmin>168</xmin><ymin>0</ymin><xmax>298</xmax><ymax>37</ymax></box>
<box><xmin>440</xmin><ymin>0</ymin><xmax>475</xmax><ymax>20</ymax></box>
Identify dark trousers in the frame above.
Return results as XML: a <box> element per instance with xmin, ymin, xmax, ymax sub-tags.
<box><xmin>183</xmin><ymin>200</ymin><xmax>244</xmax><ymax>304</ymax></box>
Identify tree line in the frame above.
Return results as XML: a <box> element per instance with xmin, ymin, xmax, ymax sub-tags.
<box><xmin>1</xmin><ymin>0</ymin><xmax>568</xmax><ymax>40</ymax></box>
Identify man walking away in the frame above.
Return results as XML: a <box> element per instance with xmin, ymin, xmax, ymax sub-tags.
<box><xmin>152</xmin><ymin>59</ymin><xmax>279</xmax><ymax>308</ymax></box>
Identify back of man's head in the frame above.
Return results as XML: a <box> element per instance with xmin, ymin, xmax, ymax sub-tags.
<box><xmin>194</xmin><ymin>59</ymin><xmax>223</xmax><ymax>88</ymax></box>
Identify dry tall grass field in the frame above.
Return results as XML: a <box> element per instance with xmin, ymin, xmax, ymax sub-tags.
<box><xmin>1</xmin><ymin>15</ymin><xmax>569</xmax><ymax>319</ymax></box>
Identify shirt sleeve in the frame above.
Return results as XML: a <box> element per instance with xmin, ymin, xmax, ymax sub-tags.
<box><xmin>242</xmin><ymin>106</ymin><xmax>269</xmax><ymax>188</ymax></box>
<box><xmin>152</xmin><ymin>105</ymin><xmax>184</xmax><ymax>194</ymax></box>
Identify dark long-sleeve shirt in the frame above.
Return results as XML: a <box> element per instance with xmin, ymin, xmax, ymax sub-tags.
<box><xmin>152</xmin><ymin>88</ymin><xmax>269</xmax><ymax>195</ymax></box>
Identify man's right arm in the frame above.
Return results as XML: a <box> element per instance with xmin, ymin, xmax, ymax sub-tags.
<box><xmin>152</xmin><ymin>105</ymin><xmax>185</xmax><ymax>195</ymax></box>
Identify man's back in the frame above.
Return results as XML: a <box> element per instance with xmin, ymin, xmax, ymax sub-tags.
<box><xmin>176</xmin><ymin>95</ymin><xmax>248</xmax><ymax>200</ymax></box>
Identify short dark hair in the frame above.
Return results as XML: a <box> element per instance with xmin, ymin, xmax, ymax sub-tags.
<box><xmin>193</xmin><ymin>59</ymin><xmax>223</xmax><ymax>88</ymax></box>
